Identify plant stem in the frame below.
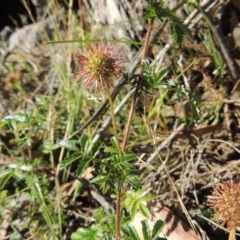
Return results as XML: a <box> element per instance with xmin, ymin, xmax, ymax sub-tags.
<box><xmin>113</xmin><ymin>18</ymin><xmax>155</xmax><ymax>240</ymax></box>
<box><xmin>108</xmin><ymin>19</ymin><xmax>154</xmax><ymax>239</ymax></box>
<box><xmin>122</xmin><ymin>18</ymin><xmax>154</xmax><ymax>150</ymax></box>
<box><xmin>116</xmin><ymin>178</ymin><xmax>122</xmax><ymax>239</ymax></box>
<box><xmin>106</xmin><ymin>87</ymin><xmax>121</xmax><ymax>239</ymax></box>
<box><xmin>106</xmin><ymin>87</ymin><xmax>121</xmax><ymax>152</ymax></box>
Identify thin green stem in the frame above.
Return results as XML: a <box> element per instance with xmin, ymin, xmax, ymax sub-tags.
<box><xmin>106</xmin><ymin>87</ymin><xmax>121</xmax><ymax>239</ymax></box>
<box><xmin>106</xmin><ymin>87</ymin><xmax>121</xmax><ymax>152</ymax></box>
<box><xmin>116</xmin><ymin>178</ymin><xmax>122</xmax><ymax>240</ymax></box>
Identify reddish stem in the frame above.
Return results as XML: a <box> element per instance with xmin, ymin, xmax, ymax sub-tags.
<box><xmin>116</xmin><ymin>19</ymin><xmax>154</xmax><ymax>240</ymax></box>
<box><xmin>121</xmin><ymin>18</ymin><xmax>154</xmax><ymax>150</ymax></box>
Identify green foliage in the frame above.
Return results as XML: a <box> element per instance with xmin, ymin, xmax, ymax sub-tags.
<box><xmin>167</xmin><ymin>79</ymin><xmax>200</xmax><ymax>119</ymax></box>
<box><xmin>140</xmin><ymin>61</ymin><xmax>200</xmax><ymax>120</ymax></box>
<box><xmin>122</xmin><ymin>219</ymin><xmax>166</xmax><ymax>240</ymax></box>
<box><xmin>71</xmin><ymin>208</ymin><xmax>116</xmax><ymax>240</ymax></box>
<box><xmin>0</xmin><ymin>111</ymin><xmax>45</xmax><ymax>130</ymax></box>
<box><xmin>71</xmin><ymin>190</ymin><xmax>157</xmax><ymax>239</ymax></box>
<box><xmin>0</xmin><ymin>159</ymin><xmax>63</xmax><ymax>239</ymax></box>
<box><xmin>124</xmin><ymin>226</ymin><xmax>141</xmax><ymax>240</ymax></box>
<box><xmin>61</xmin><ymin>136</ymin><xmax>141</xmax><ymax>193</ymax></box>
<box><xmin>60</xmin><ymin>135</ymin><xmax>102</xmax><ymax>174</ymax></box>
<box><xmin>0</xmin><ymin>108</ymin><xmax>64</xmax><ymax>239</ymax></box>
<box><xmin>122</xmin><ymin>189</ymin><xmax>155</xmax><ymax>219</ymax></box>
<box><xmin>142</xmin><ymin>0</ymin><xmax>191</xmax><ymax>44</ymax></box>
<box><xmin>142</xmin><ymin>220</ymin><xmax>151</xmax><ymax>239</ymax></box>
<box><xmin>139</xmin><ymin>63</ymin><xmax>169</xmax><ymax>91</ymax></box>
<box><xmin>93</xmin><ymin>142</ymin><xmax>141</xmax><ymax>193</ymax></box>
<box><xmin>71</xmin><ymin>225</ymin><xmax>104</xmax><ymax>240</ymax></box>
<box><xmin>0</xmin><ymin>111</ymin><xmax>46</xmax><ymax>148</ymax></box>
<box><xmin>151</xmin><ymin>220</ymin><xmax>166</xmax><ymax>239</ymax></box>
<box><xmin>0</xmin><ymin>169</ymin><xmax>13</xmax><ymax>189</ymax></box>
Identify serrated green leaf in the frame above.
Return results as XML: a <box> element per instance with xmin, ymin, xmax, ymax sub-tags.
<box><xmin>131</xmin><ymin>200</ymin><xmax>138</xmax><ymax>218</ymax></box>
<box><xmin>90</xmin><ymin>175</ymin><xmax>108</xmax><ymax>184</ymax></box>
<box><xmin>71</xmin><ymin>225</ymin><xmax>103</xmax><ymax>240</ymax></box>
<box><xmin>121</xmin><ymin>225</ymin><xmax>131</xmax><ymax>236</ymax></box>
<box><xmin>172</xmin><ymin>24</ymin><xmax>185</xmax><ymax>44</ymax></box>
<box><xmin>59</xmin><ymin>140</ymin><xmax>79</xmax><ymax>151</ymax></box>
<box><xmin>152</xmin><ymin>219</ymin><xmax>165</xmax><ymax>239</ymax></box>
<box><xmin>127</xmin><ymin>226</ymin><xmax>141</xmax><ymax>240</ymax></box>
<box><xmin>126</xmin><ymin>175</ymin><xmax>141</xmax><ymax>189</ymax></box>
<box><xmin>61</xmin><ymin>152</ymin><xmax>81</xmax><ymax>169</ymax></box>
<box><xmin>124</xmin><ymin>152</ymin><xmax>136</xmax><ymax>161</ymax></box>
<box><xmin>100</xmin><ymin>153</ymin><xmax>114</xmax><ymax>162</ymax></box>
<box><xmin>104</xmin><ymin>147</ymin><xmax>119</xmax><ymax>154</ymax></box>
<box><xmin>110</xmin><ymin>137</ymin><xmax>119</xmax><ymax>150</ymax></box>
<box><xmin>80</xmin><ymin>135</ymin><xmax>89</xmax><ymax>152</ymax></box>
<box><xmin>76</xmin><ymin>157</ymin><xmax>93</xmax><ymax>175</ymax></box>
<box><xmin>93</xmin><ymin>207</ymin><xmax>105</xmax><ymax>223</ymax></box>
<box><xmin>141</xmin><ymin>219</ymin><xmax>151</xmax><ymax>240</ymax></box>
<box><xmin>143</xmin><ymin>1</ymin><xmax>191</xmax><ymax>44</ymax></box>
<box><xmin>121</xmin><ymin>216</ymin><xmax>132</xmax><ymax>226</ymax></box>
<box><xmin>142</xmin><ymin>2</ymin><xmax>156</xmax><ymax>19</ymax></box>
<box><xmin>101</xmin><ymin>180</ymin><xmax>110</xmax><ymax>193</ymax></box>
<box><xmin>165</xmin><ymin>79</ymin><xmax>200</xmax><ymax>119</ymax></box>
<box><xmin>91</xmin><ymin>141</ymin><xmax>102</xmax><ymax>156</ymax></box>
<box><xmin>139</xmin><ymin>203</ymin><xmax>151</xmax><ymax>218</ymax></box>
<box><xmin>139</xmin><ymin>194</ymin><xmax>156</xmax><ymax>202</ymax></box>
<box><xmin>9</xmin><ymin>163</ymin><xmax>32</xmax><ymax>172</ymax></box>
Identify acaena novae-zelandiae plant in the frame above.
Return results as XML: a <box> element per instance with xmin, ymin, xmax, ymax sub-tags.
<box><xmin>60</xmin><ymin>1</ymin><xmax>201</xmax><ymax>239</ymax></box>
